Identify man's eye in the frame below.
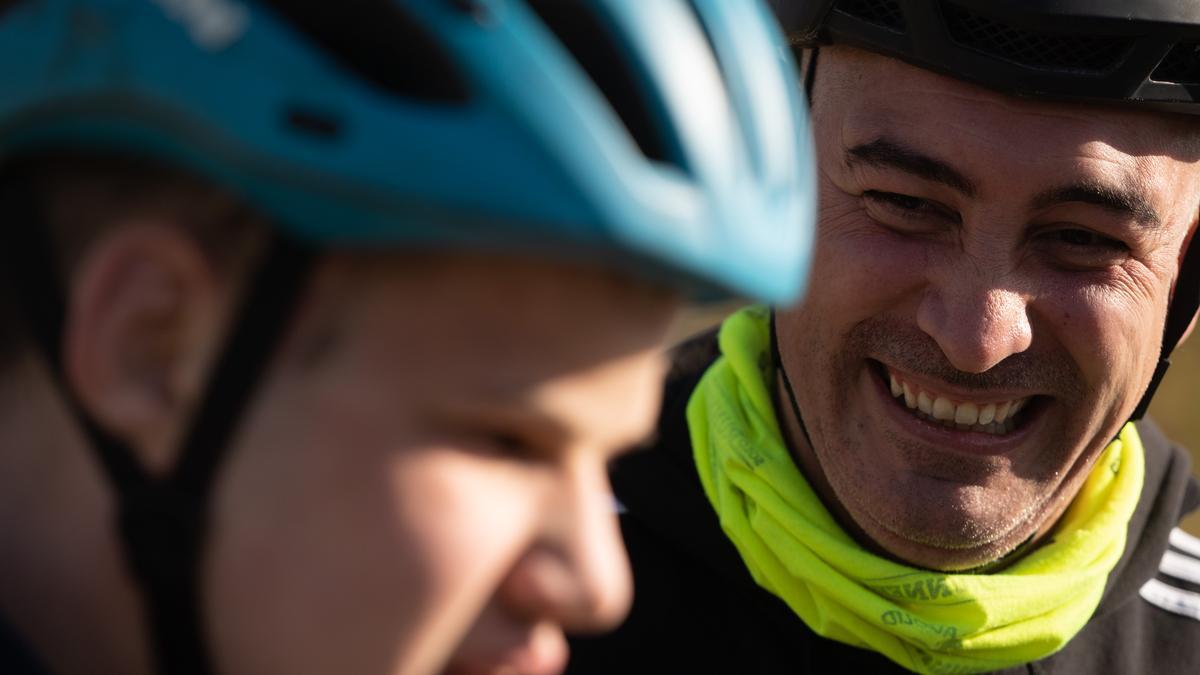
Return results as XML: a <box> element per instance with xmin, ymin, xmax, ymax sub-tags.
<box><xmin>859</xmin><ymin>189</ymin><xmax>960</xmax><ymax>230</ymax></box>
<box><xmin>1053</xmin><ymin>229</ymin><xmax>1121</xmax><ymax>249</ymax></box>
<box><xmin>864</xmin><ymin>190</ymin><xmax>955</xmax><ymax>219</ymax></box>
<box><xmin>865</xmin><ymin>190</ymin><xmax>927</xmax><ymax>211</ymax></box>
<box><xmin>1040</xmin><ymin>227</ymin><xmax>1129</xmax><ymax>270</ymax></box>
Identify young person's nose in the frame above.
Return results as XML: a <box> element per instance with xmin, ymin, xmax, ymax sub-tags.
<box><xmin>498</xmin><ymin>457</ymin><xmax>633</xmax><ymax>634</ymax></box>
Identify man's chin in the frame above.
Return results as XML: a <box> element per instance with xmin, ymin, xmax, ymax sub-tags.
<box><xmin>845</xmin><ymin>485</ymin><xmax>1049</xmax><ymax>571</ymax></box>
<box><xmin>835</xmin><ymin>381</ymin><xmax>1072</xmax><ymax>569</ymax></box>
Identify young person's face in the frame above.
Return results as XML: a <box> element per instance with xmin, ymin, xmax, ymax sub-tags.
<box><xmin>204</xmin><ymin>254</ymin><xmax>676</xmax><ymax>675</ymax></box>
<box><xmin>777</xmin><ymin>46</ymin><xmax>1200</xmax><ymax>571</ymax></box>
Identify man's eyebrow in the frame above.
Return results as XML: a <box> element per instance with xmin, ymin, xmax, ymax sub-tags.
<box><xmin>846</xmin><ymin>138</ymin><xmax>977</xmax><ymax>196</ymax></box>
<box><xmin>1031</xmin><ymin>181</ymin><xmax>1161</xmax><ymax>227</ymax></box>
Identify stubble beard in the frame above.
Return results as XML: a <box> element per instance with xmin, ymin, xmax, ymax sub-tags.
<box><xmin>787</xmin><ymin>313</ymin><xmax>1094</xmax><ymax>570</ymax></box>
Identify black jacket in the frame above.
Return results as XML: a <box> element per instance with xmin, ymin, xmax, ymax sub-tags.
<box><xmin>567</xmin><ymin>330</ymin><xmax>1200</xmax><ymax>675</ymax></box>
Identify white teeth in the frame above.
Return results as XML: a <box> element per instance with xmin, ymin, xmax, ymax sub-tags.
<box><xmin>995</xmin><ymin>400</ymin><xmax>1012</xmax><ymax>424</ymax></box>
<box><xmin>955</xmin><ymin>402</ymin><xmax>979</xmax><ymax>425</ymax></box>
<box><xmin>885</xmin><ymin>369</ymin><xmax>1033</xmax><ymax>435</ymax></box>
<box><xmin>917</xmin><ymin>391</ymin><xmax>933</xmax><ymax>414</ymax></box>
<box><xmin>978</xmin><ymin>403</ymin><xmax>996</xmax><ymax>425</ymax></box>
<box><xmin>932</xmin><ymin>397</ymin><xmax>955</xmax><ymax>421</ymax></box>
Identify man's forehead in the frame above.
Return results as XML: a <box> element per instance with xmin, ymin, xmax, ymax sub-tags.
<box><xmin>842</xmin><ymin>134</ymin><xmax>1164</xmax><ymax>224</ymax></box>
<box><xmin>814</xmin><ymin>48</ymin><xmax>1200</xmax><ymax>223</ymax></box>
<box><xmin>819</xmin><ymin>46</ymin><xmax>1200</xmax><ymax>163</ymax></box>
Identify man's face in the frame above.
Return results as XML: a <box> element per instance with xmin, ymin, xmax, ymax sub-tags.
<box><xmin>777</xmin><ymin>47</ymin><xmax>1200</xmax><ymax>570</ymax></box>
<box><xmin>204</xmin><ymin>254</ymin><xmax>674</xmax><ymax>675</ymax></box>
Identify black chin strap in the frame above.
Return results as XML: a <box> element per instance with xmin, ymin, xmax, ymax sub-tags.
<box><xmin>1130</xmin><ymin>215</ymin><xmax>1200</xmax><ymax>421</ymax></box>
<box><xmin>774</xmin><ymin>46</ymin><xmax>819</xmax><ymax>447</ymax></box>
<box><xmin>803</xmin><ymin>45</ymin><xmax>819</xmax><ymax>101</ymax></box>
<box><xmin>125</xmin><ymin>233</ymin><xmax>313</xmax><ymax>675</ymax></box>
<box><xmin>3</xmin><ymin>179</ymin><xmax>315</xmax><ymax>675</ymax></box>
<box><xmin>769</xmin><ymin>309</ymin><xmax>815</xmax><ymax>452</ymax></box>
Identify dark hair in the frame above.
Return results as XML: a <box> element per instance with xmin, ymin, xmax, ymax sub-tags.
<box><xmin>0</xmin><ymin>151</ymin><xmax>267</xmax><ymax>368</ymax></box>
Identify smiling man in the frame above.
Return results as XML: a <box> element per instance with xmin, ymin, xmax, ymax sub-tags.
<box><xmin>568</xmin><ymin>2</ymin><xmax>1200</xmax><ymax>674</ymax></box>
<box><xmin>784</xmin><ymin>51</ymin><xmax>1198</xmax><ymax>574</ymax></box>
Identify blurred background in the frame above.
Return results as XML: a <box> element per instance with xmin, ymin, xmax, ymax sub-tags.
<box><xmin>669</xmin><ymin>304</ymin><xmax>1200</xmax><ymax>537</ymax></box>
<box><xmin>1146</xmin><ymin>336</ymin><xmax>1200</xmax><ymax>536</ymax></box>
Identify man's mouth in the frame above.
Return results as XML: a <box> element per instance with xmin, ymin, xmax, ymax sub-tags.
<box><xmin>876</xmin><ymin>363</ymin><xmax>1037</xmax><ymax>436</ymax></box>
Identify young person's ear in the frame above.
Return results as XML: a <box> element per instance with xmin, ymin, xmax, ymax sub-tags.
<box><xmin>63</xmin><ymin>222</ymin><xmax>225</xmax><ymax>474</ymax></box>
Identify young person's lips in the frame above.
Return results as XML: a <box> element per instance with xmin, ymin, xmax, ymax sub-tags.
<box><xmin>867</xmin><ymin>360</ymin><xmax>1048</xmax><ymax>456</ymax></box>
<box><xmin>443</xmin><ymin>621</ymin><xmax>568</xmax><ymax>675</ymax></box>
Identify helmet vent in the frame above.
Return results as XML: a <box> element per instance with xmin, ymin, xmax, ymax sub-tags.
<box><xmin>259</xmin><ymin>0</ymin><xmax>468</xmax><ymax>103</ymax></box>
<box><xmin>1152</xmin><ymin>43</ymin><xmax>1200</xmax><ymax>85</ymax></box>
<box><xmin>526</xmin><ymin>0</ymin><xmax>675</xmax><ymax>166</ymax></box>
<box><xmin>833</xmin><ymin>0</ymin><xmax>905</xmax><ymax>33</ymax></box>
<box><xmin>284</xmin><ymin>106</ymin><xmax>342</xmax><ymax>139</ymax></box>
<box><xmin>941</xmin><ymin>3</ymin><xmax>1130</xmax><ymax>74</ymax></box>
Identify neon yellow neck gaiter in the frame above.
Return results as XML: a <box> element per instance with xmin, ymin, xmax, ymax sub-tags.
<box><xmin>689</xmin><ymin>305</ymin><xmax>1145</xmax><ymax>674</ymax></box>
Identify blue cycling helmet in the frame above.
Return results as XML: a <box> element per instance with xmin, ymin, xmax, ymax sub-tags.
<box><xmin>0</xmin><ymin>2</ymin><xmax>817</xmax><ymax>674</ymax></box>
<box><xmin>0</xmin><ymin>0</ymin><xmax>815</xmax><ymax>303</ymax></box>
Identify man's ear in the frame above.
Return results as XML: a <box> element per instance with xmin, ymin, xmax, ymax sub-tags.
<box><xmin>1175</xmin><ymin>219</ymin><xmax>1200</xmax><ymax>348</ymax></box>
<box><xmin>1179</xmin><ymin>312</ymin><xmax>1199</xmax><ymax>347</ymax></box>
<box><xmin>63</xmin><ymin>222</ymin><xmax>225</xmax><ymax>475</ymax></box>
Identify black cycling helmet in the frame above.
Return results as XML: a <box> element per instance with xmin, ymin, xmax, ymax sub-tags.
<box><xmin>770</xmin><ymin>0</ymin><xmax>1200</xmax><ymax>420</ymax></box>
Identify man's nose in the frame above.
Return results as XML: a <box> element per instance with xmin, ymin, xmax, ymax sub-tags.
<box><xmin>500</xmin><ymin>459</ymin><xmax>633</xmax><ymax>633</ymax></box>
<box><xmin>916</xmin><ymin>282</ymin><xmax>1032</xmax><ymax>374</ymax></box>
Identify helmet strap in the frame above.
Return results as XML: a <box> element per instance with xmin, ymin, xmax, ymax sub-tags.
<box><xmin>1130</xmin><ymin>209</ymin><xmax>1200</xmax><ymax>420</ymax></box>
<box><xmin>770</xmin><ymin>309</ymin><xmax>817</xmax><ymax>452</ymax></box>
<box><xmin>0</xmin><ymin>178</ymin><xmax>315</xmax><ymax>675</ymax></box>
<box><xmin>804</xmin><ymin>45</ymin><xmax>820</xmax><ymax>103</ymax></box>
